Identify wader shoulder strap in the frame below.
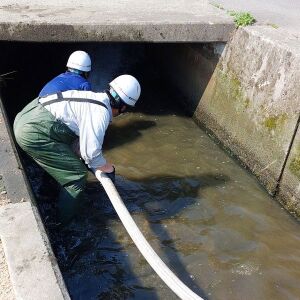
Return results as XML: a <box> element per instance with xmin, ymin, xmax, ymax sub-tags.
<box><xmin>39</xmin><ymin>91</ymin><xmax>108</xmax><ymax>110</ymax></box>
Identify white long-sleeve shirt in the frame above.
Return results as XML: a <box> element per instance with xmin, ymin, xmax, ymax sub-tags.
<box><xmin>39</xmin><ymin>90</ymin><xmax>113</xmax><ymax>169</ymax></box>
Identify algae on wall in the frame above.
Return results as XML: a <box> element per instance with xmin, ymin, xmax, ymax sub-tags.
<box><xmin>289</xmin><ymin>146</ymin><xmax>300</xmax><ymax>179</ymax></box>
<box><xmin>194</xmin><ymin>26</ymin><xmax>300</xmax><ymax>201</ymax></box>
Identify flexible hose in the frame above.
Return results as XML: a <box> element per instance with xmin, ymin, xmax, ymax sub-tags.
<box><xmin>95</xmin><ymin>170</ymin><xmax>203</xmax><ymax>300</ymax></box>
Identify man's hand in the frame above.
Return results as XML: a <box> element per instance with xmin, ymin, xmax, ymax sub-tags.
<box><xmin>105</xmin><ymin>166</ymin><xmax>115</xmax><ymax>183</ymax></box>
<box><xmin>96</xmin><ymin>163</ymin><xmax>116</xmax><ymax>183</ymax></box>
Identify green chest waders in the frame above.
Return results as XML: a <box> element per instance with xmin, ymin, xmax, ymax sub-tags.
<box><xmin>14</xmin><ymin>94</ymin><xmax>108</xmax><ymax>224</ymax></box>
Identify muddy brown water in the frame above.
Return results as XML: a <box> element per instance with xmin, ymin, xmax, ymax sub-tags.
<box><xmin>27</xmin><ymin>87</ymin><xmax>300</xmax><ymax>300</ymax></box>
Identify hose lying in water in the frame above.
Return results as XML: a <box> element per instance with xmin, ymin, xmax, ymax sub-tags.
<box><xmin>95</xmin><ymin>170</ymin><xmax>203</xmax><ymax>300</ymax></box>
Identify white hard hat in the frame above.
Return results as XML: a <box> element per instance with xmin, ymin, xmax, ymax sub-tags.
<box><xmin>109</xmin><ymin>75</ymin><xmax>141</xmax><ymax>107</ymax></box>
<box><xmin>66</xmin><ymin>51</ymin><xmax>91</xmax><ymax>72</ymax></box>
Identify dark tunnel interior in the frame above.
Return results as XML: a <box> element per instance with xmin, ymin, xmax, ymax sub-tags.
<box><xmin>0</xmin><ymin>42</ymin><xmax>153</xmax><ymax>122</ymax></box>
<box><xmin>0</xmin><ymin>41</ymin><xmax>220</xmax><ymax>123</ymax></box>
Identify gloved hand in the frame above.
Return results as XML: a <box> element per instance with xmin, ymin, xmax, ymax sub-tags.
<box><xmin>105</xmin><ymin>166</ymin><xmax>115</xmax><ymax>183</ymax></box>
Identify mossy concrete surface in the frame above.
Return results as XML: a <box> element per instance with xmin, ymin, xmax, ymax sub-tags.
<box><xmin>277</xmin><ymin>132</ymin><xmax>300</xmax><ymax>218</ymax></box>
<box><xmin>194</xmin><ymin>26</ymin><xmax>300</xmax><ymax>198</ymax></box>
<box><xmin>152</xmin><ymin>43</ymin><xmax>223</xmax><ymax>115</ymax></box>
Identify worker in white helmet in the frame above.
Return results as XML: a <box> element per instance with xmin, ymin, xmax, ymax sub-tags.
<box><xmin>14</xmin><ymin>75</ymin><xmax>141</xmax><ymax>224</ymax></box>
<box><xmin>39</xmin><ymin>50</ymin><xmax>92</xmax><ymax>97</ymax></box>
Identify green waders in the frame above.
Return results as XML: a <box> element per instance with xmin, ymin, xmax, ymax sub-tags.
<box><xmin>14</xmin><ymin>98</ymin><xmax>88</xmax><ymax>224</ymax></box>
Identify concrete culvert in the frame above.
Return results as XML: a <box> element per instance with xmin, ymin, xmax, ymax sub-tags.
<box><xmin>1</xmin><ymin>40</ymin><xmax>300</xmax><ymax>300</ymax></box>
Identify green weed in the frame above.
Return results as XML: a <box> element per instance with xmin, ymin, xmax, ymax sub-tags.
<box><xmin>228</xmin><ymin>11</ymin><xmax>256</xmax><ymax>27</ymax></box>
<box><xmin>267</xmin><ymin>23</ymin><xmax>279</xmax><ymax>29</ymax></box>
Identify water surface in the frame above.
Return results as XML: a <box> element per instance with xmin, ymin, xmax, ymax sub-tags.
<box><xmin>34</xmin><ymin>86</ymin><xmax>300</xmax><ymax>300</ymax></box>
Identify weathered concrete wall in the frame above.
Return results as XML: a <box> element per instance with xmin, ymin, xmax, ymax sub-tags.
<box><xmin>277</xmin><ymin>123</ymin><xmax>300</xmax><ymax>217</ymax></box>
<box><xmin>152</xmin><ymin>43</ymin><xmax>223</xmax><ymax>115</ymax></box>
<box><xmin>195</xmin><ymin>26</ymin><xmax>300</xmax><ymax>195</ymax></box>
<box><xmin>161</xmin><ymin>26</ymin><xmax>300</xmax><ymax>217</ymax></box>
<box><xmin>0</xmin><ymin>0</ymin><xmax>235</xmax><ymax>42</ymax></box>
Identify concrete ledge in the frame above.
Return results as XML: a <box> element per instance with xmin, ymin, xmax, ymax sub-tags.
<box><xmin>0</xmin><ymin>203</ymin><xmax>69</xmax><ymax>300</ymax></box>
<box><xmin>0</xmin><ymin>0</ymin><xmax>235</xmax><ymax>42</ymax></box>
<box><xmin>0</xmin><ymin>93</ymin><xmax>70</xmax><ymax>299</ymax></box>
<box><xmin>0</xmin><ymin>22</ymin><xmax>234</xmax><ymax>42</ymax></box>
<box><xmin>0</xmin><ymin>99</ymin><xmax>30</xmax><ymax>204</ymax></box>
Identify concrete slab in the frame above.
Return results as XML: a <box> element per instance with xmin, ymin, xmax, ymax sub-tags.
<box><xmin>194</xmin><ymin>25</ymin><xmax>300</xmax><ymax>195</ymax></box>
<box><xmin>0</xmin><ymin>0</ymin><xmax>235</xmax><ymax>42</ymax></box>
<box><xmin>0</xmin><ymin>98</ymin><xmax>30</xmax><ymax>204</ymax></box>
<box><xmin>0</xmin><ymin>202</ymin><xmax>70</xmax><ymax>300</ymax></box>
<box><xmin>0</xmin><ymin>91</ymin><xmax>70</xmax><ymax>299</ymax></box>
<box><xmin>0</xmin><ymin>239</ymin><xmax>14</xmax><ymax>300</ymax></box>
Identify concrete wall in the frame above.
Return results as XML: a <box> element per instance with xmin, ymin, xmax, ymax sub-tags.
<box><xmin>0</xmin><ymin>0</ymin><xmax>234</xmax><ymax>42</ymax></box>
<box><xmin>277</xmin><ymin>125</ymin><xmax>300</xmax><ymax>217</ymax></box>
<box><xmin>162</xmin><ymin>26</ymin><xmax>300</xmax><ymax>218</ymax></box>
<box><xmin>152</xmin><ymin>43</ymin><xmax>223</xmax><ymax>115</ymax></box>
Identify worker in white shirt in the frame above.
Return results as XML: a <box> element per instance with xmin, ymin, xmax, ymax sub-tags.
<box><xmin>14</xmin><ymin>75</ymin><xmax>141</xmax><ymax>224</ymax></box>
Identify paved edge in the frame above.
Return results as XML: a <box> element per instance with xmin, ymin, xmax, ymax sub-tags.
<box><xmin>0</xmin><ymin>22</ymin><xmax>235</xmax><ymax>42</ymax></box>
<box><xmin>0</xmin><ymin>93</ymin><xmax>30</xmax><ymax>204</ymax></box>
<box><xmin>0</xmin><ymin>91</ymin><xmax>70</xmax><ymax>300</ymax></box>
<box><xmin>0</xmin><ymin>239</ymin><xmax>14</xmax><ymax>300</ymax></box>
<box><xmin>0</xmin><ymin>203</ymin><xmax>69</xmax><ymax>300</ymax></box>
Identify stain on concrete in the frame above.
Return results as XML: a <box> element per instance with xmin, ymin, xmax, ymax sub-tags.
<box><xmin>289</xmin><ymin>149</ymin><xmax>300</xmax><ymax>179</ymax></box>
<box><xmin>263</xmin><ymin>113</ymin><xmax>288</xmax><ymax>132</ymax></box>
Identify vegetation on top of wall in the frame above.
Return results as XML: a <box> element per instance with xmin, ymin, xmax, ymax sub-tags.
<box><xmin>267</xmin><ymin>23</ymin><xmax>279</xmax><ymax>29</ymax></box>
<box><xmin>211</xmin><ymin>2</ymin><xmax>224</xmax><ymax>10</ymax></box>
<box><xmin>210</xmin><ymin>2</ymin><xmax>256</xmax><ymax>27</ymax></box>
<box><xmin>228</xmin><ymin>11</ymin><xmax>256</xmax><ymax>27</ymax></box>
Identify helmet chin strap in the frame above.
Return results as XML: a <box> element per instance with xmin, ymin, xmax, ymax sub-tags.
<box><xmin>68</xmin><ymin>68</ymin><xmax>88</xmax><ymax>79</ymax></box>
<box><xmin>105</xmin><ymin>89</ymin><xmax>124</xmax><ymax>114</ymax></box>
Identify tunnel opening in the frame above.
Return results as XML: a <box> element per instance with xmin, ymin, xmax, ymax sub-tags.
<box><xmin>2</xmin><ymin>41</ymin><xmax>300</xmax><ymax>300</ymax></box>
<box><xmin>0</xmin><ymin>41</ymin><xmax>221</xmax><ymax>122</ymax></box>
<box><xmin>0</xmin><ymin>41</ymin><xmax>221</xmax><ymax>299</ymax></box>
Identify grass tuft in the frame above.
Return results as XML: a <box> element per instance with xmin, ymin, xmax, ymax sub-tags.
<box><xmin>228</xmin><ymin>11</ymin><xmax>256</xmax><ymax>27</ymax></box>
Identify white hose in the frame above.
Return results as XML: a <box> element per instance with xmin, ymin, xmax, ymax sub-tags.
<box><xmin>95</xmin><ymin>170</ymin><xmax>203</xmax><ymax>300</ymax></box>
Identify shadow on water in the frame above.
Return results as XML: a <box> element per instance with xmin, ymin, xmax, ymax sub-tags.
<box><xmin>65</xmin><ymin>174</ymin><xmax>228</xmax><ymax>299</ymax></box>
<box><xmin>105</xmin><ymin>120</ymin><xmax>157</xmax><ymax>150</ymax></box>
<box><xmin>25</xmin><ymin>152</ymin><xmax>228</xmax><ymax>299</ymax></box>
<box><xmin>114</xmin><ymin>173</ymin><xmax>230</xmax><ymax>300</ymax></box>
